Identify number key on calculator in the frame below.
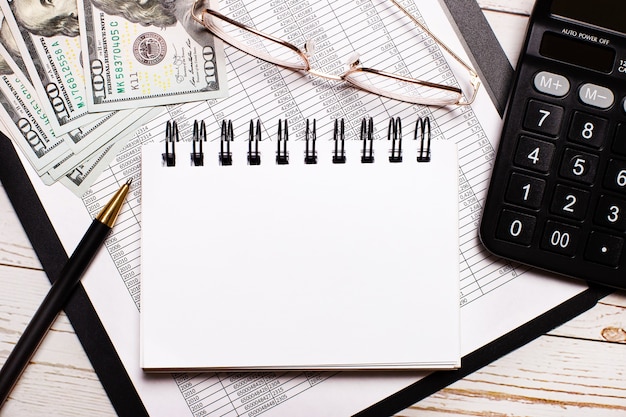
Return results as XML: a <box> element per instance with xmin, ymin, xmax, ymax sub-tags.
<box><xmin>480</xmin><ymin>0</ymin><xmax>626</xmax><ymax>289</ymax></box>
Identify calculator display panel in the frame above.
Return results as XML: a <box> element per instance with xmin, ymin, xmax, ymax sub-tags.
<box><xmin>539</xmin><ymin>32</ymin><xmax>615</xmax><ymax>73</ymax></box>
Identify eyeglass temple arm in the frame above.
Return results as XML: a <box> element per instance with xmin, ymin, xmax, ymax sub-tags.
<box><xmin>390</xmin><ymin>0</ymin><xmax>480</xmax><ymax>105</ymax></box>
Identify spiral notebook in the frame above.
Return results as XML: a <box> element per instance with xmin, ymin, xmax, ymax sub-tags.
<box><xmin>140</xmin><ymin>119</ymin><xmax>460</xmax><ymax>371</ymax></box>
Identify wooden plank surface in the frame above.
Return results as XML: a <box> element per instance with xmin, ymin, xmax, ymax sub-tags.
<box><xmin>396</xmin><ymin>292</ymin><xmax>626</xmax><ymax>416</ymax></box>
<box><xmin>1</xmin><ymin>1</ymin><xmax>626</xmax><ymax>416</ymax></box>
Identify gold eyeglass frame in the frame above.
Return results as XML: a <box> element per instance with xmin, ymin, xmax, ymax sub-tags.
<box><xmin>191</xmin><ymin>0</ymin><xmax>480</xmax><ymax>107</ymax></box>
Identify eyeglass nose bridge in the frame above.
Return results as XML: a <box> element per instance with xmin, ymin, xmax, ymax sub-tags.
<box><xmin>306</xmin><ymin>52</ymin><xmax>364</xmax><ymax>82</ymax></box>
<box><xmin>307</xmin><ymin>69</ymin><xmax>343</xmax><ymax>82</ymax></box>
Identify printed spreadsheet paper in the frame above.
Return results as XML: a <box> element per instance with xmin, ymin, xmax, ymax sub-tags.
<box><xmin>140</xmin><ymin>140</ymin><xmax>460</xmax><ymax>370</ymax></box>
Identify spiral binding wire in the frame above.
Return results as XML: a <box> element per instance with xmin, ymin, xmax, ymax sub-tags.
<box><xmin>161</xmin><ymin>117</ymin><xmax>432</xmax><ymax>167</ymax></box>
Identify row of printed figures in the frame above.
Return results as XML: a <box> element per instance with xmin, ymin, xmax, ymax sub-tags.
<box><xmin>160</xmin><ymin>116</ymin><xmax>433</xmax><ymax>167</ymax></box>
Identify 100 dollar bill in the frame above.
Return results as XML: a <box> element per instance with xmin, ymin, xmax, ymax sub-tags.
<box><xmin>79</xmin><ymin>0</ymin><xmax>228</xmax><ymax>112</ymax></box>
<box><xmin>1</xmin><ymin>1</ymin><xmax>105</xmax><ymax>135</ymax></box>
<box><xmin>0</xmin><ymin>28</ymin><xmax>140</xmax><ymax>165</ymax></box>
<box><xmin>0</xmin><ymin>38</ymin><xmax>156</xmax><ymax>187</ymax></box>
<box><xmin>0</xmin><ymin>65</ymin><xmax>71</xmax><ymax>183</ymax></box>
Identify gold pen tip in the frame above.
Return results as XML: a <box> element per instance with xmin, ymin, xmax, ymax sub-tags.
<box><xmin>96</xmin><ymin>180</ymin><xmax>132</xmax><ymax>227</ymax></box>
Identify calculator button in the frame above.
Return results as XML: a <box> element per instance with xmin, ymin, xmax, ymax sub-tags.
<box><xmin>579</xmin><ymin>83</ymin><xmax>614</xmax><ymax>109</ymax></box>
<box><xmin>585</xmin><ymin>231</ymin><xmax>624</xmax><ymax>267</ymax></box>
<box><xmin>495</xmin><ymin>209</ymin><xmax>536</xmax><ymax>246</ymax></box>
<box><xmin>523</xmin><ymin>100</ymin><xmax>564</xmax><ymax>136</ymax></box>
<box><xmin>540</xmin><ymin>221</ymin><xmax>580</xmax><ymax>256</ymax></box>
<box><xmin>550</xmin><ymin>184</ymin><xmax>590</xmax><ymax>220</ymax></box>
<box><xmin>568</xmin><ymin>111</ymin><xmax>608</xmax><ymax>149</ymax></box>
<box><xmin>612</xmin><ymin>123</ymin><xmax>626</xmax><ymax>156</ymax></box>
<box><xmin>594</xmin><ymin>195</ymin><xmax>626</xmax><ymax>231</ymax></box>
<box><xmin>533</xmin><ymin>71</ymin><xmax>570</xmax><ymax>97</ymax></box>
<box><xmin>559</xmin><ymin>148</ymin><xmax>599</xmax><ymax>184</ymax></box>
<box><xmin>505</xmin><ymin>172</ymin><xmax>546</xmax><ymax>209</ymax></box>
<box><xmin>603</xmin><ymin>159</ymin><xmax>626</xmax><ymax>194</ymax></box>
<box><xmin>514</xmin><ymin>136</ymin><xmax>556</xmax><ymax>173</ymax></box>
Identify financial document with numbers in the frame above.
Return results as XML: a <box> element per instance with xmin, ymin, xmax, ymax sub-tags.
<box><xmin>25</xmin><ymin>0</ymin><xmax>587</xmax><ymax>415</ymax></box>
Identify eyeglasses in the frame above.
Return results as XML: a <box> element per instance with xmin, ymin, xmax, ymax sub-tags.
<box><xmin>191</xmin><ymin>0</ymin><xmax>480</xmax><ymax>107</ymax></box>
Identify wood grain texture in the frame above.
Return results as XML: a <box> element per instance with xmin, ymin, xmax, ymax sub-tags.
<box><xmin>477</xmin><ymin>0</ymin><xmax>534</xmax><ymax>15</ymax></box>
<box><xmin>550</xmin><ymin>292</ymin><xmax>626</xmax><ymax>342</ymax></box>
<box><xmin>396</xmin><ymin>335</ymin><xmax>626</xmax><ymax>417</ymax></box>
<box><xmin>395</xmin><ymin>291</ymin><xmax>626</xmax><ymax>416</ymax></box>
<box><xmin>0</xmin><ymin>186</ymin><xmax>40</xmax><ymax>270</ymax></box>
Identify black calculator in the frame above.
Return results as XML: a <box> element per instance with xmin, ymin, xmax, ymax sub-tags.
<box><xmin>480</xmin><ymin>0</ymin><xmax>626</xmax><ymax>289</ymax></box>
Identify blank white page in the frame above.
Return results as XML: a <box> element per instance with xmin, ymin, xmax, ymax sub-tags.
<box><xmin>140</xmin><ymin>138</ymin><xmax>460</xmax><ymax>370</ymax></box>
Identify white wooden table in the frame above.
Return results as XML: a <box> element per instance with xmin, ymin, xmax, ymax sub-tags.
<box><xmin>1</xmin><ymin>1</ymin><xmax>625</xmax><ymax>416</ymax></box>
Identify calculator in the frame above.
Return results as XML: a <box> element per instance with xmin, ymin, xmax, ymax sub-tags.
<box><xmin>480</xmin><ymin>0</ymin><xmax>626</xmax><ymax>289</ymax></box>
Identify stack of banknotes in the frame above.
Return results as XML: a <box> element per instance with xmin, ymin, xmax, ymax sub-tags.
<box><xmin>0</xmin><ymin>0</ymin><xmax>227</xmax><ymax>196</ymax></box>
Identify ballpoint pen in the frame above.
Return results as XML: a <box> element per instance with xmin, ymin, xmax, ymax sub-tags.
<box><xmin>0</xmin><ymin>179</ymin><xmax>132</xmax><ymax>408</ymax></box>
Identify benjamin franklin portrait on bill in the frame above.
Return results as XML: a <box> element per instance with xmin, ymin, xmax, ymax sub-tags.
<box><xmin>9</xmin><ymin>0</ymin><xmax>79</xmax><ymax>37</ymax></box>
<box><xmin>90</xmin><ymin>0</ymin><xmax>211</xmax><ymax>46</ymax></box>
<box><xmin>0</xmin><ymin>8</ymin><xmax>21</xmax><ymax>75</ymax></box>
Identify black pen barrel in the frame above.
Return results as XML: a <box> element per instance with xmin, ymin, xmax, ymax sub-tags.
<box><xmin>0</xmin><ymin>220</ymin><xmax>111</xmax><ymax>407</ymax></box>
